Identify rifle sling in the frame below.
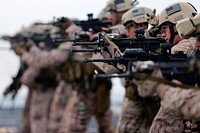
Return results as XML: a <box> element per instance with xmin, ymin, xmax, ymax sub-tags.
<box><xmin>132</xmin><ymin>72</ymin><xmax>198</xmax><ymax>89</ymax></box>
<box><xmin>148</xmin><ymin>76</ymin><xmax>199</xmax><ymax>90</ymax></box>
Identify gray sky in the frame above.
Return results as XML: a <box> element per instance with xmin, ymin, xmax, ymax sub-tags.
<box><xmin>0</xmin><ymin>0</ymin><xmax>199</xmax><ymax>35</ymax></box>
<box><xmin>0</xmin><ymin>0</ymin><xmax>199</xmax><ymax>107</ymax></box>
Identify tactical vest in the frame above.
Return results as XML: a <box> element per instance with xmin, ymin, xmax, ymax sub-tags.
<box><xmin>59</xmin><ymin>53</ymin><xmax>108</xmax><ymax>91</ymax></box>
<box><xmin>35</xmin><ymin>67</ymin><xmax>59</xmax><ymax>92</ymax></box>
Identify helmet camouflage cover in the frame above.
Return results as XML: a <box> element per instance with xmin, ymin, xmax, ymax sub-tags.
<box><xmin>105</xmin><ymin>0</ymin><xmax>138</xmax><ymax>13</ymax></box>
<box><xmin>121</xmin><ymin>6</ymin><xmax>154</xmax><ymax>25</ymax></box>
<box><xmin>158</xmin><ymin>2</ymin><xmax>197</xmax><ymax>28</ymax></box>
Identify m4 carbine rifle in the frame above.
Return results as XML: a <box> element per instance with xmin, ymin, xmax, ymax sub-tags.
<box><xmin>53</xmin><ymin>29</ymin><xmax>170</xmax><ymax>54</ymax></box>
<box><xmin>73</xmin><ymin>13</ymin><xmax>112</xmax><ymax>33</ymax></box>
<box><xmin>1</xmin><ymin>31</ymin><xmax>62</xmax><ymax>50</ymax></box>
<box><xmin>88</xmin><ymin>48</ymin><xmax>199</xmax><ymax>86</ymax></box>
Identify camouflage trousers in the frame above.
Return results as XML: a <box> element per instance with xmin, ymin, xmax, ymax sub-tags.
<box><xmin>58</xmin><ymin>90</ymin><xmax>114</xmax><ymax>133</ymax></box>
<box><xmin>20</xmin><ymin>89</ymin><xmax>33</xmax><ymax>133</ymax></box>
<box><xmin>30</xmin><ymin>87</ymin><xmax>54</xmax><ymax>133</ymax></box>
<box><xmin>150</xmin><ymin>104</ymin><xmax>185</xmax><ymax>133</ymax></box>
<box><xmin>48</xmin><ymin>81</ymin><xmax>72</xmax><ymax>133</ymax></box>
<box><xmin>116</xmin><ymin>97</ymin><xmax>159</xmax><ymax>133</ymax></box>
<box><xmin>150</xmin><ymin>104</ymin><xmax>200</xmax><ymax>133</ymax></box>
<box><xmin>116</xmin><ymin>81</ymin><xmax>159</xmax><ymax>133</ymax></box>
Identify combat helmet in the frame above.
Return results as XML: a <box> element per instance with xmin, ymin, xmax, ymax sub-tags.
<box><xmin>158</xmin><ymin>2</ymin><xmax>197</xmax><ymax>29</ymax></box>
<box><xmin>105</xmin><ymin>0</ymin><xmax>138</xmax><ymax>13</ymax></box>
<box><xmin>97</xmin><ymin>9</ymin><xmax>110</xmax><ymax>20</ymax></box>
<box><xmin>121</xmin><ymin>6</ymin><xmax>154</xmax><ymax>26</ymax></box>
<box><xmin>158</xmin><ymin>2</ymin><xmax>197</xmax><ymax>43</ymax></box>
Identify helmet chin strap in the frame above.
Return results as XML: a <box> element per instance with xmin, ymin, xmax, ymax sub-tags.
<box><xmin>169</xmin><ymin>24</ymin><xmax>178</xmax><ymax>44</ymax></box>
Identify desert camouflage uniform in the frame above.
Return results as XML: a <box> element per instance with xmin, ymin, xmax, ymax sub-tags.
<box><xmin>58</xmin><ymin>52</ymin><xmax>114</xmax><ymax>133</ymax></box>
<box><xmin>19</xmin><ymin>21</ymin><xmax>80</xmax><ymax>133</ymax></box>
<box><xmin>92</xmin><ymin>24</ymin><xmax>126</xmax><ymax>74</ymax></box>
<box><xmin>29</xmin><ymin>85</ymin><xmax>55</xmax><ymax>133</ymax></box>
<box><xmin>21</xmin><ymin>46</ymin><xmax>59</xmax><ymax>133</ymax></box>
<box><xmin>116</xmin><ymin>81</ymin><xmax>159</xmax><ymax>133</ymax></box>
<box><xmin>21</xmin><ymin>42</ymin><xmax>73</xmax><ymax>133</ymax></box>
<box><xmin>8</xmin><ymin>28</ymin><xmax>35</xmax><ymax>133</ymax></box>
<box><xmin>119</xmin><ymin>31</ymin><xmax>160</xmax><ymax>133</ymax></box>
<box><xmin>149</xmin><ymin>83</ymin><xmax>200</xmax><ymax>133</ymax></box>
<box><xmin>20</xmin><ymin>89</ymin><xmax>32</xmax><ymax>133</ymax></box>
<box><xmin>150</xmin><ymin>37</ymin><xmax>197</xmax><ymax>133</ymax></box>
<box><xmin>47</xmin><ymin>23</ymin><xmax>82</xmax><ymax>133</ymax></box>
<box><xmin>57</xmin><ymin>21</ymin><xmax>120</xmax><ymax>133</ymax></box>
<box><xmin>48</xmin><ymin>81</ymin><xmax>72</xmax><ymax>133</ymax></box>
<box><xmin>171</xmin><ymin>37</ymin><xmax>196</xmax><ymax>56</ymax></box>
<box><xmin>59</xmin><ymin>81</ymin><xmax>113</xmax><ymax>133</ymax></box>
<box><xmin>21</xmin><ymin>21</ymin><xmax>114</xmax><ymax>132</ymax></box>
<box><xmin>57</xmin><ymin>18</ymin><xmax>114</xmax><ymax>133</ymax></box>
<box><xmin>19</xmin><ymin>24</ymin><xmax>68</xmax><ymax>133</ymax></box>
<box><xmin>99</xmin><ymin>27</ymin><xmax>160</xmax><ymax>132</ymax></box>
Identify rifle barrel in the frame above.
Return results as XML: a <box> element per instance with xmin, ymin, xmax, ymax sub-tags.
<box><xmin>73</xmin><ymin>42</ymin><xmax>100</xmax><ymax>46</ymax></box>
<box><xmin>71</xmin><ymin>49</ymin><xmax>101</xmax><ymax>52</ymax></box>
<box><xmin>53</xmin><ymin>38</ymin><xmax>75</xmax><ymax>43</ymax></box>
<box><xmin>82</xmin><ymin>58</ymin><xmax>119</xmax><ymax>63</ymax></box>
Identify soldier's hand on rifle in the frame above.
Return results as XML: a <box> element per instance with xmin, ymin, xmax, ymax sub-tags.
<box><xmin>85</xmin><ymin>31</ymin><xmax>95</xmax><ymax>41</ymax></box>
<box><xmin>133</xmin><ymin>61</ymin><xmax>163</xmax><ymax>97</ymax></box>
<box><xmin>101</xmin><ymin>33</ymin><xmax>123</xmax><ymax>58</ymax></box>
<box><xmin>12</xmin><ymin>46</ymin><xmax>26</xmax><ymax>56</ymax></box>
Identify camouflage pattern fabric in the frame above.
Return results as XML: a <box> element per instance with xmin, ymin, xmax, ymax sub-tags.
<box><xmin>171</xmin><ymin>37</ymin><xmax>196</xmax><ymax>56</ymax></box>
<box><xmin>29</xmin><ymin>87</ymin><xmax>54</xmax><ymax>133</ymax></box>
<box><xmin>59</xmin><ymin>90</ymin><xmax>114</xmax><ymax>133</ymax></box>
<box><xmin>48</xmin><ymin>81</ymin><xmax>72</xmax><ymax>133</ymax></box>
<box><xmin>20</xmin><ymin>89</ymin><xmax>33</xmax><ymax>133</ymax></box>
<box><xmin>117</xmin><ymin>82</ymin><xmax>159</xmax><ymax>133</ymax></box>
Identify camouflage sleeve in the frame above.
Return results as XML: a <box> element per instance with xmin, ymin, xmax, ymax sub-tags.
<box><xmin>20</xmin><ymin>43</ymin><xmax>71</xmax><ymax>86</ymax></box>
<box><xmin>21</xmin><ymin>46</ymin><xmax>40</xmax><ymax>65</ymax></box>
<box><xmin>171</xmin><ymin>37</ymin><xmax>196</xmax><ymax>56</ymax></box>
<box><xmin>20</xmin><ymin>66</ymin><xmax>40</xmax><ymax>87</ymax></box>
<box><xmin>157</xmin><ymin>84</ymin><xmax>200</xmax><ymax>121</ymax></box>
<box><xmin>92</xmin><ymin>53</ymin><xmax>119</xmax><ymax>74</ymax></box>
<box><xmin>22</xmin><ymin>43</ymin><xmax>71</xmax><ymax>68</ymax></box>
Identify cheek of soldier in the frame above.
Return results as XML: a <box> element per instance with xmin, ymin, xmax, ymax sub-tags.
<box><xmin>161</xmin><ymin>26</ymin><xmax>171</xmax><ymax>43</ymax></box>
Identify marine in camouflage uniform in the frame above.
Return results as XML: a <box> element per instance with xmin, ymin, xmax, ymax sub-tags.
<box><xmin>146</xmin><ymin>2</ymin><xmax>198</xmax><ymax>132</ymax></box>
<box><xmin>21</xmin><ymin>42</ymin><xmax>71</xmax><ymax>133</ymax></box>
<box><xmin>19</xmin><ymin>19</ymin><xmax>80</xmax><ymax>133</ymax></box>
<box><xmin>58</xmin><ymin>58</ymin><xmax>114</xmax><ymax>133</ymax></box>
<box><xmin>47</xmin><ymin>21</ymin><xmax>113</xmax><ymax>133</ymax></box>
<box><xmin>47</xmin><ymin>17</ymin><xmax>77</xmax><ymax>133</ymax></box>
<box><xmin>149</xmin><ymin>38</ymin><xmax>196</xmax><ymax>132</ymax></box>
<box><xmin>134</xmin><ymin>63</ymin><xmax>200</xmax><ymax>133</ymax></box>
<box><xmin>20</xmin><ymin>24</ymin><xmax>61</xmax><ymax>133</ymax></box>
<box><xmin>8</xmin><ymin>36</ymin><xmax>32</xmax><ymax>133</ymax></box>
<box><xmin>20</xmin><ymin>18</ymin><xmax>114</xmax><ymax>132</ymax></box>
<box><xmin>57</xmin><ymin>20</ymin><xmax>114</xmax><ymax>133</ymax></box>
<box><xmin>100</xmin><ymin>5</ymin><xmax>161</xmax><ymax>132</ymax></box>
<box><xmin>9</xmin><ymin>25</ymin><xmax>53</xmax><ymax>133</ymax></box>
<box><xmin>54</xmin><ymin>3</ymin><xmax>131</xmax><ymax>132</ymax></box>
